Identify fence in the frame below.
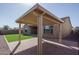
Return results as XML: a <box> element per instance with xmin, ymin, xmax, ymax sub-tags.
<box><xmin>0</xmin><ymin>30</ymin><xmax>19</xmax><ymax>35</ymax></box>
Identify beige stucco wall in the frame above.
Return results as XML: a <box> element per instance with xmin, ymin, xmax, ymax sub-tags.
<box><xmin>53</xmin><ymin>17</ymin><xmax>72</xmax><ymax>38</ymax></box>
<box><xmin>61</xmin><ymin>17</ymin><xmax>72</xmax><ymax>38</ymax></box>
<box><xmin>53</xmin><ymin>24</ymin><xmax>60</xmax><ymax>39</ymax></box>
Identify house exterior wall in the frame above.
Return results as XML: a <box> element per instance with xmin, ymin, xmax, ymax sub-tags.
<box><xmin>53</xmin><ymin>24</ymin><xmax>60</xmax><ymax>39</ymax></box>
<box><xmin>61</xmin><ymin>17</ymin><xmax>72</xmax><ymax>38</ymax></box>
<box><xmin>22</xmin><ymin>25</ymin><xmax>31</xmax><ymax>35</ymax></box>
<box><xmin>53</xmin><ymin>17</ymin><xmax>72</xmax><ymax>38</ymax></box>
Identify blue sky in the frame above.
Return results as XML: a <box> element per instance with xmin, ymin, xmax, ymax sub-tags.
<box><xmin>0</xmin><ymin>3</ymin><xmax>79</xmax><ymax>28</ymax></box>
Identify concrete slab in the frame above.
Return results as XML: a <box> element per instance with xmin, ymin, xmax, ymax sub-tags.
<box><xmin>8</xmin><ymin>38</ymin><xmax>38</xmax><ymax>54</ymax></box>
<box><xmin>0</xmin><ymin>35</ymin><xmax>11</xmax><ymax>55</ymax></box>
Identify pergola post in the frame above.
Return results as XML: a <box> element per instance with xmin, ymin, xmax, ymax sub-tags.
<box><xmin>19</xmin><ymin>23</ymin><xmax>22</xmax><ymax>43</ymax></box>
<box><xmin>59</xmin><ymin>24</ymin><xmax>62</xmax><ymax>43</ymax></box>
<box><xmin>37</xmin><ymin>14</ymin><xmax>43</xmax><ymax>55</ymax></box>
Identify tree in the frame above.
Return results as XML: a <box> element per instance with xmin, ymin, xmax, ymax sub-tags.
<box><xmin>3</xmin><ymin>25</ymin><xmax>9</xmax><ymax>30</ymax></box>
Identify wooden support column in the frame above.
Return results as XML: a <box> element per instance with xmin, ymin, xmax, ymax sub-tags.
<box><xmin>19</xmin><ymin>23</ymin><xmax>22</xmax><ymax>43</ymax></box>
<box><xmin>37</xmin><ymin>14</ymin><xmax>43</xmax><ymax>55</ymax></box>
<box><xmin>59</xmin><ymin>24</ymin><xmax>62</xmax><ymax>43</ymax></box>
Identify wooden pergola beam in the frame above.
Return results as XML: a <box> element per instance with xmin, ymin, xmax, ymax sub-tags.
<box><xmin>19</xmin><ymin>23</ymin><xmax>22</xmax><ymax>43</ymax></box>
<box><xmin>59</xmin><ymin>24</ymin><xmax>62</xmax><ymax>43</ymax></box>
<box><xmin>37</xmin><ymin>14</ymin><xmax>43</xmax><ymax>55</ymax></box>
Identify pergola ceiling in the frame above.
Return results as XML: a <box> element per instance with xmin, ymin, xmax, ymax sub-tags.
<box><xmin>16</xmin><ymin>12</ymin><xmax>62</xmax><ymax>25</ymax></box>
<box><xmin>16</xmin><ymin>4</ymin><xmax>63</xmax><ymax>26</ymax></box>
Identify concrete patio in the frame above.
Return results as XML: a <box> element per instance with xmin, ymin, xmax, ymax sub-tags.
<box><xmin>0</xmin><ymin>35</ymin><xmax>11</xmax><ymax>55</ymax></box>
<box><xmin>7</xmin><ymin>33</ymin><xmax>79</xmax><ymax>55</ymax></box>
<box><xmin>14</xmin><ymin>40</ymin><xmax>78</xmax><ymax>55</ymax></box>
<box><xmin>0</xmin><ymin>32</ymin><xmax>79</xmax><ymax>55</ymax></box>
<box><xmin>8</xmin><ymin>37</ymin><xmax>38</xmax><ymax>54</ymax></box>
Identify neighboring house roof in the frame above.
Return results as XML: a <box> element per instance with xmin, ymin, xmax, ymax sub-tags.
<box><xmin>75</xmin><ymin>27</ymin><xmax>79</xmax><ymax>30</ymax></box>
<box><xmin>16</xmin><ymin>3</ymin><xmax>64</xmax><ymax>24</ymax></box>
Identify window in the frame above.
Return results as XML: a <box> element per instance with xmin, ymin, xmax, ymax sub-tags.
<box><xmin>25</xmin><ymin>30</ymin><xmax>27</xmax><ymax>32</ymax></box>
<box><xmin>44</xmin><ymin>26</ymin><xmax>53</xmax><ymax>34</ymax></box>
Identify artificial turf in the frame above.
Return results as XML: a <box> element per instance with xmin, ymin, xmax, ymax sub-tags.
<box><xmin>5</xmin><ymin>34</ymin><xmax>33</xmax><ymax>42</ymax></box>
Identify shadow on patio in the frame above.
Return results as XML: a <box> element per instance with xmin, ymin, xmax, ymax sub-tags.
<box><xmin>14</xmin><ymin>42</ymin><xmax>78</xmax><ymax>55</ymax></box>
<box><xmin>10</xmin><ymin>41</ymin><xmax>21</xmax><ymax>55</ymax></box>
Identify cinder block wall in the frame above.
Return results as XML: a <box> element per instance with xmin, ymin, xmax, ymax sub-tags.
<box><xmin>0</xmin><ymin>30</ymin><xmax>18</xmax><ymax>35</ymax></box>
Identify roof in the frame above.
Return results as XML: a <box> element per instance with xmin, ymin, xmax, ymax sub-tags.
<box><xmin>61</xmin><ymin>16</ymin><xmax>73</xmax><ymax>27</ymax></box>
<box><xmin>16</xmin><ymin>4</ymin><xmax>64</xmax><ymax>25</ymax></box>
<box><xmin>61</xmin><ymin>16</ymin><xmax>70</xmax><ymax>20</ymax></box>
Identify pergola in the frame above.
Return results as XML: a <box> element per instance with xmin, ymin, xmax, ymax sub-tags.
<box><xmin>16</xmin><ymin>4</ymin><xmax>64</xmax><ymax>55</ymax></box>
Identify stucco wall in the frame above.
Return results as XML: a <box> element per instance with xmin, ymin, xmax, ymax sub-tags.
<box><xmin>61</xmin><ymin>17</ymin><xmax>72</xmax><ymax>38</ymax></box>
<box><xmin>53</xmin><ymin>17</ymin><xmax>72</xmax><ymax>38</ymax></box>
<box><xmin>53</xmin><ymin>24</ymin><xmax>60</xmax><ymax>39</ymax></box>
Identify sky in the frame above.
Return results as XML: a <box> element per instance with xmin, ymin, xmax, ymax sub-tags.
<box><xmin>0</xmin><ymin>3</ymin><xmax>79</xmax><ymax>28</ymax></box>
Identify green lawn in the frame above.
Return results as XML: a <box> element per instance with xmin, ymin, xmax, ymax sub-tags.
<box><xmin>5</xmin><ymin>34</ymin><xmax>33</xmax><ymax>42</ymax></box>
